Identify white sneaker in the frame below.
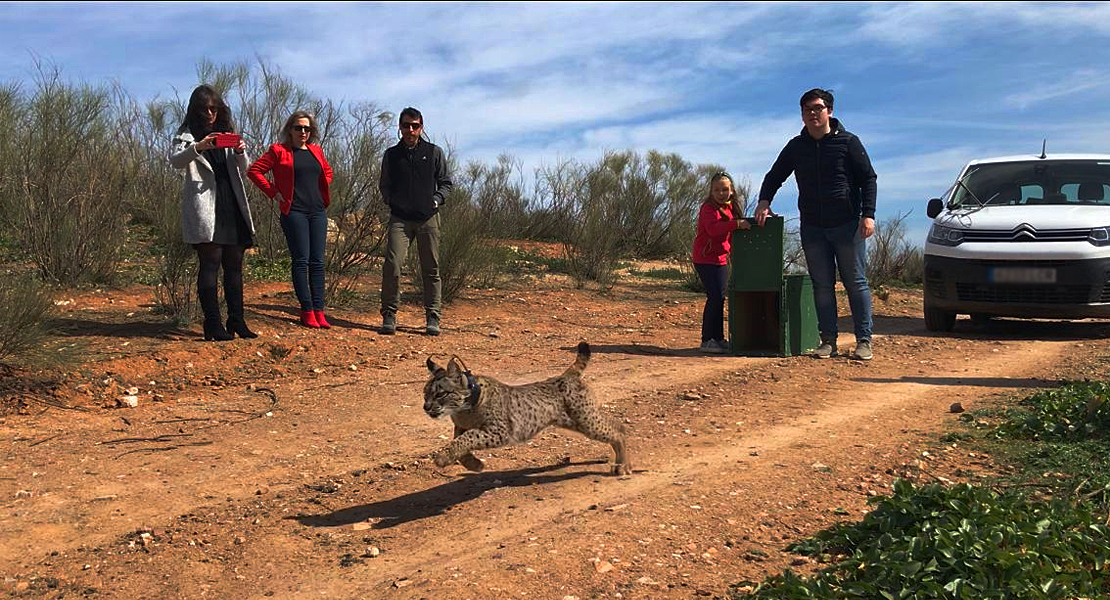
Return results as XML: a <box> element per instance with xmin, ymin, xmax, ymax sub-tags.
<box><xmin>699</xmin><ymin>340</ymin><xmax>728</xmax><ymax>354</ymax></box>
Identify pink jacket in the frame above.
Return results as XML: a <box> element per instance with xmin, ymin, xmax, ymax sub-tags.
<box><xmin>692</xmin><ymin>200</ymin><xmax>740</xmax><ymax>265</ymax></box>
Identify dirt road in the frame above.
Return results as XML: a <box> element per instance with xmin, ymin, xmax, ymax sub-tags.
<box><xmin>2</xmin><ymin>282</ymin><xmax>1107</xmax><ymax>599</ymax></box>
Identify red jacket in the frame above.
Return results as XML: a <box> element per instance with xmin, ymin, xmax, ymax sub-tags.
<box><xmin>247</xmin><ymin>143</ymin><xmax>334</xmax><ymax>215</ymax></box>
<box><xmin>692</xmin><ymin>200</ymin><xmax>740</xmax><ymax>265</ymax></box>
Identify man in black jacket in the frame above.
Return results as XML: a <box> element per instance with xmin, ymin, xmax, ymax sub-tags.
<box><xmin>378</xmin><ymin>107</ymin><xmax>453</xmax><ymax>336</ymax></box>
<box><xmin>754</xmin><ymin>89</ymin><xmax>878</xmax><ymax>360</ymax></box>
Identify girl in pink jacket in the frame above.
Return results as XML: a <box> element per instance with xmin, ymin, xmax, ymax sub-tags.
<box><xmin>692</xmin><ymin>172</ymin><xmax>750</xmax><ymax>353</ymax></box>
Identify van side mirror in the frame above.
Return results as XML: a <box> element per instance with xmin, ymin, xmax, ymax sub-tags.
<box><xmin>926</xmin><ymin>198</ymin><xmax>944</xmax><ymax>219</ymax></box>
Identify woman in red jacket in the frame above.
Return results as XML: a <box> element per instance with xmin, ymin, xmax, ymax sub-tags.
<box><xmin>248</xmin><ymin>111</ymin><xmax>335</xmax><ymax>328</ymax></box>
<box><xmin>692</xmin><ymin>172</ymin><xmax>750</xmax><ymax>353</ymax></box>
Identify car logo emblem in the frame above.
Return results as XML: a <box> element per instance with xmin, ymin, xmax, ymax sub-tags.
<box><xmin>1012</xmin><ymin>223</ymin><xmax>1036</xmax><ymax>241</ymax></box>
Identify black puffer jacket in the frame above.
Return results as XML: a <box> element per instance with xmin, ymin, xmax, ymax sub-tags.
<box><xmin>379</xmin><ymin>139</ymin><xmax>453</xmax><ymax>222</ymax></box>
<box><xmin>758</xmin><ymin>118</ymin><xmax>877</xmax><ymax>228</ymax></box>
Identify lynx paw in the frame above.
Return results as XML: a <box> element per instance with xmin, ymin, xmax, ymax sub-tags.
<box><xmin>433</xmin><ymin>451</ymin><xmax>452</xmax><ymax>468</ymax></box>
<box><xmin>458</xmin><ymin>454</ymin><xmax>485</xmax><ymax>472</ymax></box>
<box><xmin>611</xmin><ymin>462</ymin><xmax>633</xmax><ymax>476</ymax></box>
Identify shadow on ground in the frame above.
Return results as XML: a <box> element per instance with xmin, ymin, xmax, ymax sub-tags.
<box><xmin>49</xmin><ymin>317</ymin><xmax>191</xmax><ymax>340</ymax></box>
<box><xmin>875</xmin><ymin>314</ymin><xmax>1110</xmax><ymax>342</ymax></box>
<box><xmin>291</xmin><ymin>460</ymin><xmax>611</xmax><ymax>530</ymax></box>
<box><xmin>583</xmin><ymin>343</ymin><xmax>703</xmax><ymax>358</ymax></box>
<box><xmin>853</xmin><ymin>375</ymin><xmax>1059</xmax><ymax>389</ymax></box>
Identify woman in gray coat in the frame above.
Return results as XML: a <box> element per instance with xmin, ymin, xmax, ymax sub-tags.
<box><xmin>169</xmin><ymin>85</ymin><xmax>257</xmax><ymax>341</ymax></box>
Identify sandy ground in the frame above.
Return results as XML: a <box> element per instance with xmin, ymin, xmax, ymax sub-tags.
<box><xmin>2</xmin><ymin>272</ymin><xmax>1107</xmax><ymax>599</ymax></box>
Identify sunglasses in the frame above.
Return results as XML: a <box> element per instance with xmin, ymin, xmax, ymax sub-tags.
<box><xmin>802</xmin><ymin>104</ymin><xmax>829</xmax><ymax>114</ymax></box>
<box><xmin>400</xmin><ymin>122</ymin><xmax>423</xmax><ymax>131</ymax></box>
<box><xmin>292</xmin><ymin>125</ymin><xmax>313</xmax><ymax>133</ymax></box>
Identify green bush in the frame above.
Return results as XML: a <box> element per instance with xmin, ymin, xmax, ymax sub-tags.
<box><xmin>731</xmin><ymin>380</ymin><xmax>1110</xmax><ymax>600</ymax></box>
<box><xmin>993</xmin><ymin>381</ymin><xmax>1110</xmax><ymax>442</ymax></box>
<box><xmin>537</xmin><ymin>152</ymin><xmax>737</xmax><ymax>291</ymax></box>
<box><xmin>732</xmin><ymin>479</ymin><xmax>1110</xmax><ymax>600</ymax></box>
<box><xmin>867</xmin><ymin>211</ymin><xmax>925</xmax><ymax>288</ymax></box>
<box><xmin>319</xmin><ymin>103</ymin><xmax>393</xmax><ymax>306</ymax></box>
<box><xmin>628</xmin><ymin>266</ymin><xmax>684</xmax><ymax>280</ymax></box>
<box><xmin>0</xmin><ymin>274</ymin><xmax>56</xmax><ymax>363</ymax></box>
<box><xmin>0</xmin><ymin>67</ymin><xmax>131</xmax><ymax>285</ymax></box>
<box><xmin>116</xmin><ymin>94</ymin><xmax>195</xmax><ymax>320</ymax></box>
<box><xmin>409</xmin><ymin>168</ymin><xmax>504</xmax><ymax>305</ymax></box>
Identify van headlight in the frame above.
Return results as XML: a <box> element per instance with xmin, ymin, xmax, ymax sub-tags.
<box><xmin>1090</xmin><ymin>227</ymin><xmax>1110</xmax><ymax>246</ymax></box>
<box><xmin>927</xmin><ymin>224</ymin><xmax>964</xmax><ymax>247</ymax></box>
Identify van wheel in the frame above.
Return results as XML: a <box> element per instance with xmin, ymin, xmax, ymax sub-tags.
<box><xmin>924</xmin><ymin>305</ymin><xmax>956</xmax><ymax>332</ymax></box>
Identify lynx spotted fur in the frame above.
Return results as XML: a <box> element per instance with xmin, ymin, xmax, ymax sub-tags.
<box><xmin>423</xmin><ymin>342</ymin><xmax>632</xmax><ymax>476</ymax></box>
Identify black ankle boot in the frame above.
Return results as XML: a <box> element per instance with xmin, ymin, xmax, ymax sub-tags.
<box><xmin>198</xmin><ymin>286</ymin><xmax>233</xmax><ymax>341</ymax></box>
<box><xmin>226</xmin><ymin>316</ymin><xmax>257</xmax><ymax>339</ymax></box>
<box><xmin>223</xmin><ymin>276</ymin><xmax>257</xmax><ymax>339</ymax></box>
<box><xmin>203</xmin><ymin>319</ymin><xmax>234</xmax><ymax>341</ymax></box>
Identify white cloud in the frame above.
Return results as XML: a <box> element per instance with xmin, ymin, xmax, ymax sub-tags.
<box><xmin>3</xmin><ymin>0</ymin><xmax>1110</xmax><ymax>244</ymax></box>
<box><xmin>1003</xmin><ymin>69</ymin><xmax>1110</xmax><ymax>110</ymax></box>
<box><xmin>857</xmin><ymin>2</ymin><xmax>1110</xmax><ymax>48</ymax></box>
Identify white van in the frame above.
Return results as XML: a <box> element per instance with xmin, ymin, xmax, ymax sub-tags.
<box><xmin>923</xmin><ymin>154</ymin><xmax>1110</xmax><ymax>331</ymax></box>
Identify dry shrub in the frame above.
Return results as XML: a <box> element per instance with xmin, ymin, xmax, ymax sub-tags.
<box><xmin>867</xmin><ymin>211</ymin><xmax>924</xmax><ymax>289</ymax></box>
<box><xmin>116</xmin><ymin>94</ymin><xmax>197</xmax><ymax>320</ymax></box>
<box><xmin>0</xmin><ymin>274</ymin><xmax>56</xmax><ymax>363</ymax></box>
<box><xmin>409</xmin><ymin>152</ymin><xmax>506</xmax><ymax>305</ymax></box>
<box><xmin>0</xmin><ymin>66</ymin><xmax>130</xmax><ymax>285</ymax></box>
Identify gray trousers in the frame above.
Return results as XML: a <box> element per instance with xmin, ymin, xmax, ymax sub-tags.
<box><xmin>380</xmin><ymin>213</ymin><xmax>441</xmax><ymax>319</ymax></box>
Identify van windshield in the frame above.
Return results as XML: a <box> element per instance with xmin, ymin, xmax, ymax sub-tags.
<box><xmin>952</xmin><ymin>160</ymin><xmax>1110</xmax><ymax>207</ymax></box>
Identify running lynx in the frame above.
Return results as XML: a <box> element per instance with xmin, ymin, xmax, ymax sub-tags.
<box><xmin>423</xmin><ymin>342</ymin><xmax>632</xmax><ymax>476</ymax></box>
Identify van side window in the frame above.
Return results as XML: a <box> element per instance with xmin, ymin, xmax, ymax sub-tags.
<box><xmin>1062</xmin><ymin>182</ymin><xmax>1110</xmax><ymax>204</ymax></box>
<box><xmin>1019</xmin><ymin>184</ymin><xmax>1043</xmax><ymax>204</ymax></box>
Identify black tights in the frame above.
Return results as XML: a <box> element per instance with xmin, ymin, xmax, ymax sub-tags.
<box><xmin>195</xmin><ymin>243</ymin><xmax>245</xmax><ymax>292</ymax></box>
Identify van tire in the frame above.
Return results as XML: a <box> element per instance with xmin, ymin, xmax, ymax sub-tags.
<box><xmin>924</xmin><ymin>305</ymin><xmax>956</xmax><ymax>332</ymax></box>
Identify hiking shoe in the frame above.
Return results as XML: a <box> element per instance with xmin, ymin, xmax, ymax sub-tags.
<box><xmin>813</xmin><ymin>340</ymin><xmax>838</xmax><ymax>359</ymax></box>
<box><xmin>852</xmin><ymin>340</ymin><xmax>873</xmax><ymax>361</ymax></box>
<box><xmin>712</xmin><ymin>339</ymin><xmax>731</xmax><ymax>354</ymax></box>
<box><xmin>380</xmin><ymin>313</ymin><xmax>397</xmax><ymax>335</ymax></box>
<box><xmin>425</xmin><ymin>313</ymin><xmax>441</xmax><ymax>336</ymax></box>
<box><xmin>699</xmin><ymin>340</ymin><xmax>727</xmax><ymax>354</ymax></box>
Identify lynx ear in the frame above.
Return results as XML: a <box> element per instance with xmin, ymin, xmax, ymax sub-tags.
<box><xmin>427</xmin><ymin>357</ymin><xmax>445</xmax><ymax>374</ymax></box>
<box><xmin>446</xmin><ymin>357</ymin><xmax>464</xmax><ymax>378</ymax></box>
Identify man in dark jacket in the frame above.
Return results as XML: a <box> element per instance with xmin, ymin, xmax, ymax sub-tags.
<box><xmin>378</xmin><ymin>107</ymin><xmax>453</xmax><ymax>336</ymax></box>
<box><xmin>754</xmin><ymin>88</ymin><xmax>878</xmax><ymax>360</ymax></box>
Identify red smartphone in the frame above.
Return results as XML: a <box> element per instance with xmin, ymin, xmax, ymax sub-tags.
<box><xmin>213</xmin><ymin>133</ymin><xmax>242</xmax><ymax>149</ymax></box>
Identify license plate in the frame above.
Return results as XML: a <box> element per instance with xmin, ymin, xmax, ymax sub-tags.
<box><xmin>989</xmin><ymin>267</ymin><xmax>1057</xmax><ymax>284</ymax></box>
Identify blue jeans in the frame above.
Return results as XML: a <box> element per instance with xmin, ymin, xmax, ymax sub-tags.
<box><xmin>695</xmin><ymin>263</ymin><xmax>728</xmax><ymax>343</ymax></box>
<box><xmin>280</xmin><ymin>208</ymin><xmax>327</xmax><ymax>311</ymax></box>
<box><xmin>800</xmin><ymin>219</ymin><xmax>872</xmax><ymax>343</ymax></box>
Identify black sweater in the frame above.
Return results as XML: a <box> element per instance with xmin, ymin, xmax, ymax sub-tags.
<box><xmin>758</xmin><ymin>118</ymin><xmax>877</xmax><ymax>228</ymax></box>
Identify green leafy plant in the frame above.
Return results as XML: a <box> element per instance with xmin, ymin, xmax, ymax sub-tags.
<box><xmin>992</xmin><ymin>381</ymin><xmax>1110</xmax><ymax>442</ymax></box>
<box><xmin>247</xmin><ymin>255</ymin><xmax>291</xmax><ymax>282</ymax></box>
<box><xmin>732</xmin><ymin>479</ymin><xmax>1110</xmax><ymax>599</ymax></box>
<box><xmin>628</xmin><ymin>266</ymin><xmax>684</xmax><ymax>280</ymax></box>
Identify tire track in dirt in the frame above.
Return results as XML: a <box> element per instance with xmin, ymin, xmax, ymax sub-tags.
<box><xmin>0</xmin><ymin>341</ymin><xmax>779</xmax><ymax>564</ymax></box>
<box><xmin>276</xmin><ymin>335</ymin><xmax>1068</xmax><ymax>599</ymax></box>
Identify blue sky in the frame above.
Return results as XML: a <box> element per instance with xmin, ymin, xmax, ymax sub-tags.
<box><xmin>2</xmin><ymin>1</ymin><xmax>1109</xmax><ymax>242</ymax></box>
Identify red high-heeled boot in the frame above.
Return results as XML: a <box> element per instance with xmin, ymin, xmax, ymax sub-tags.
<box><xmin>314</xmin><ymin>310</ymin><xmax>331</xmax><ymax>329</ymax></box>
<box><xmin>300</xmin><ymin>310</ymin><xmax>320</xmax><ymax>328</ymax></box>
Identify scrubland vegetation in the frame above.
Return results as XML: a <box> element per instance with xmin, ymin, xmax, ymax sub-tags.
<box><xmin>25</xmin><ymin>60</ymin><xmax>1093</xmax><ymax>600</ymax></box>
<box><xmin>730</xmin><ymin>380</ymin><xmax>1110</xmax><ymax>599</ymax></box>
<box><xmin>0</xmin><ymin>58</ymin><xmax>925</xmax><ymax>363</ymax></box>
